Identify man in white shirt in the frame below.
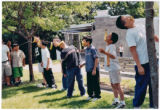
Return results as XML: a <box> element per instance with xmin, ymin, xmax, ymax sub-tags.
<box><xmin>41</xmin><ymin>41</ymin><xmax>57</xmax><ymax>89</ymax></box>
<box><xmin>119</xmin><ymin>45</ymin><xmax>124</xmax><ymax>57</ymax></box>
<box><xmin>2</xmin><ymin>40</ymin><xmax>12</xmax><ymax>87</ymax></box>
<box><xmin>116</xmin><ymin>15</ymin><xmax>158</xmax><ymax>108</ymax></box>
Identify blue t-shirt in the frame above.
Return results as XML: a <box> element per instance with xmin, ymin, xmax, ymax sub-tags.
<box><xmin>85</xmin><ymin>45</ymin><xmax>99</xmax><ymax>72</ymax></box>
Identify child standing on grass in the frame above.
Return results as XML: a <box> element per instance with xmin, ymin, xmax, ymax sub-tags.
<box><xmin>11</xmin><ymin>43</ymin><xmax>25</xmax><ymax>86</ymax></box>
<box><xmin>80</xmin><ymin>36</ymin><xmax>101</xmax><ymax>101</ymax></box>
<box><xmin>41</xmin><ymin>41</ymin><xmax>57</xmax><ymax>89</ymax></box>
<box><xmin>99</xmin><ymin>32</ymin><xmax>125</xmax><ymax>108</ymax></box>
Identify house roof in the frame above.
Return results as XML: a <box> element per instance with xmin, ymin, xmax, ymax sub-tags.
<box><xmin>61</xmin><ymin>23</ymin><xmax>93</xmax><ymax>33</ymax></box>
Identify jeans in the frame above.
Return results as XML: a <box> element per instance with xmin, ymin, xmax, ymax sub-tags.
<box><xmin>66</xmin><ymin>66</ymin><xmax>85</xmax><ymax>97</ymax></box>
<box><xmin>133</xmin><ymin>63</ymin><xmax>153</xmax><ymax>107</ymax></box>
<box><xmin>62</xmin><ymin>75</ymin><xmax>68</xmax><ymax>89</ymax></box>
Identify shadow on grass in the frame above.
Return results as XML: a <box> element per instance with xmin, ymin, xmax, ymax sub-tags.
<box><xmin>34</xmin><ymin>90</ymin><xmax>65</xmax><ymax>98</ymax></box>
<box><xmin>2</xmin><ymin>83</ymin><xmax>46</xmax><ymax>99</ymax></box>
<box><xmin>60</xmin><ymin>99</ymin><xmax>91</xmax><ymax>108</ymax></box>
<box><xmin>39</xmin><ymin>95</ymin><xmax>80</xmax><ymax>104</ymax></box>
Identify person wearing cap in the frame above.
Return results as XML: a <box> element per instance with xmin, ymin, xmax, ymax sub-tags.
<box><xmin>11</xmin><ymin>43</ymin><xmax>25</xmax><ymax>86</ymax></box>
<box><xmin>2</xmin><ymin>40</ymin><xmax>12</xmax><ymax>87</ymax></box>
<box><xmin>41</xmin><ymin>41</ymin><xmax>57</xmax><ymax>89</ymax></box>
<box><xmin>53</xmin><ymin>38</ymin><xmax>85</xmax><ymax>98</ymax></box>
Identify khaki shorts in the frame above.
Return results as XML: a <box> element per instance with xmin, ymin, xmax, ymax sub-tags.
<box><xmin>109</xmin><ymin>70</ymin><xmax>121</xmax><ymax>84</ymax></box>
<box><xmin>2</xmin><ymin>61</ymin><xmax>12</xmax><ymax>79</ymax></box>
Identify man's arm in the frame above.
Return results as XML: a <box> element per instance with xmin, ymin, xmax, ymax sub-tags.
<box><xmin>92</xmin><ymin>58</ymin><xmax>99</xmax><ymax>75</ymax></box>
<box><xmin>99</xmin><ymin>48</ymin><xmax>115</xmax><ymax>59</ymax></box>
<box><xmin>46</xmin><ymin>58</ymin><xmax>50</xmax><ymax>71</ymax></box>
<box><xmin>130</xmin><ymin>46</ymin><xmax>144</xmax><ymax>75</ymax></box>
<box><xmin>61</xmin><ymin>61</ymin><xmax>67</xmax><ymax>77</ymax></box>
<box><xmin>23</xmin><ymin>58</ymin><xmax>25</xmax><ymax>66</ymax></box>
<box><xmin>7</xmin><ymin>51</ymin><xmax>11</xmax><ymax>64</ymax></box>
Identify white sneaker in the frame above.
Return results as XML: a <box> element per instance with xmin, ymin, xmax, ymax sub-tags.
<box><xmin>112</xmin><ymin>100</ymin><xmax>119</xmax><ymax>106</ymax></box>
<box><xmin>51</xmin><ymin>84</ymin><xmax>57</xmax><ymax>89</ymax></box>
<box><xmin>37</xmin><ymin>83</ymin><xmax>45</xmax><ymax>88</ymax></box>
<box><xmin>86</xmin><ymin>97</ymin><xmax>92</xmax><ymax>101</ymax></box>
<box><xmin>92</xmin><ymin>98</ymin><xmax>98</xmax><ymax>102</ymax></box>
<box><xmin>115</xmin><ymin>102</ymin><xmax>126</xmax><ymax>109</ymax></box>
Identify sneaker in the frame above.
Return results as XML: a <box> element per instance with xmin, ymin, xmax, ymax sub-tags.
<box><xmin>112</xmin><ymin>100</ymin><xmax>119</xmax><ymax>106</ymax></box>
<box><xmin>115</xmin><ymin>102</ymin><xmax>126</xmax><ymax>109</ymax></box>
<box><xmin>86</xmin><ymin>96</ymin><xmax>92</xmax><ymax>101</ymax></box>
<box><xmin>37</xmin><ymin>83</ymin><xmax>45</xmax><ymax>88</ymax></box>
<box><xmin>92</xmin><ymin>98</ymin><xmax>99</xmax><ymax>102</ymax></box>
<box><xmin>61</xmin><ymin>88</ymin><xmax>67</xmax><ymax>91</ymax></box>
<box><xmin>51</xmin><ymin>84</ymin><xmax>57</xmax><ymax>89</ymax></box>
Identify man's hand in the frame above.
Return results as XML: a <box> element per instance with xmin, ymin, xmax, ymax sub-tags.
<box><xmin>79</xmin><ymin>64</ymin><xmax>83</xmax><ymax>68</ymax></box>
<box><xmin>41</xmin><ymin>62</ymin><xmax>43</xmax><ymax>67</ymax></box>
<box><xmin>64</xmin><ymin>74</ymin><xmax>67</xmax><ymax>77</ymax></box>
<box><xmin>99</xmin><ymin>48</ymin><xmax>105</xmax><ymax>54</ymax></box>
<box><xmin>154</xmin><ymin>35</ymin><xmax>159</xmax><ymax>42</ymax></box>
<box><xmin>92</xmin><ymin>69</ymin><xmax>96</xmax><ymax>76</ymax></box>
<box><xmin>46</xmin><ymin>67</ymin><xmax>49</xmax><ymax>71</ymax></box>
<box><xmin>137</xmin><ymin>65</ymin><xmax>145</xmax><ymax>75</ymax></box>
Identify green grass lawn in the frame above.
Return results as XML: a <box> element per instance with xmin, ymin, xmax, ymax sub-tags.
<box><xmin>2</xmin><ymin>65</ymin><xmax>150</xmax><ymax>109</ymax></box>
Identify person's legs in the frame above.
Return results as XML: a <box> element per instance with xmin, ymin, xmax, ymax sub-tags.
<box><xmin>87</xmin><ymin>71</ymin><xmax>93</xmax><ymax>97</ymax></box>
<box><xmin>144</xmin><ymin>63</ymin><xmax>153</xmax><ymax>108</ymax></box>
<box><xmin>67</xmin><ymin>68</ymin><xmax>75</xmax><ymax>97</ymax></box>
<box><xmin>111</xmin><ymin>83</ymin><xmax>119</xmax><ymax>98</ymax></box>
<box><xmin>47</xmin><ymin>69</ymin><xmax>56</xmax><ymax>87</ymax></box>
<box><xmin>4</xmin><ymin>62</ymin><xmax>12</xmax><ymax>86</ymax></box>
<box><xmin>75</xmin><ymin>67</ymin><xmax>85</xmax><ymax>96</ymax></box>
<box><xmin>5</xmin><ymin>76</ymin><xmax>11</xmax><ymax>86</ymax></box>
<box><xmin>133</xmin><ymin>65</ymin><xmax>148</xmax><ymax>107</ymax></box>
<box><xmin>42</xmin><ymin>72</ymin><xmax>47</xmax><ymax>85</ymax></box>
<box><xmin>43</xmin><ymin>69</ymin><xmax>50</xmax><ymax>87</ymax></box>
<box><xmin>62</xmin><ymin>75</ymin><xmax>67</xmax><ymax>89</ymax></box>
<box><xmin>93</xmin><ymin>70</ymin><xmax>101</xmax><ymax>98</ymax></box>
<box><xmin>115</xmin><ymin>83</ymin><xmax>124</xmax><ymax>101</ymax></box>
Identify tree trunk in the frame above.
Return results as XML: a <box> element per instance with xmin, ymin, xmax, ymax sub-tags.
<box><xmin>28</xmin><ymin>37</ymin><xmax>35</xmax><ymax>82</ymax></box>
<box><xmin>145</xmin><ymin>2</ymin><xmax>158</xmax><ymax>108</ymax></box>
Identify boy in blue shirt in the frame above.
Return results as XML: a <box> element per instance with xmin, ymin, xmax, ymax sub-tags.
<box><xmin>80</xmin><ymin>36</ymin><xmax>101</xmax><ymax>101</ymax></box>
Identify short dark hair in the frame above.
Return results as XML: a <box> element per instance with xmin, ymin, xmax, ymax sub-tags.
<box><xmin>82</xmin><ymin>36</ymin><xmax>92</xmax><ymax>44</ymax></box>
<box><xmin>111</xmin><ymin>32</ymin><xmax>118</xmax><ymax>44</ymax></box>
<box><xmin>41</xmin><ymin>41</ymin><xmax>48</xmax><ymax>46</ymax></box>
<box><xmin>116</xmin><ymin>16</ymin><xmax>128</xmax><ymax>29</ymax></box>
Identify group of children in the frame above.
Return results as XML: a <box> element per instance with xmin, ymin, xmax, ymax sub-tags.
<box><xmin>49</xmin><ymin>32</ymin><xmax>125</xmax><ymax>108</ymax></box>
<box><xmin>2</xmin><ymin>41</ymin><xmax>25</xmax><ymax>87</ymax></box>
<box><xmin>3</xmin><ymin>14</ymin><xmax>158</xmax><ymax>109</ymax></box>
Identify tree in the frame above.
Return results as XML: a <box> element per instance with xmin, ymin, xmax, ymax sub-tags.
<box><xmin>2</xmin><ymin>2</ymin><xmax>94</xmax><ymax>81</ymax></box>
<box><xmin>145</xmin><ymin>2</ymin><xmax>158</xmax><ymax>108</ymax></box>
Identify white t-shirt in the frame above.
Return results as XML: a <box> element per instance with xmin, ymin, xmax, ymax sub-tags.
<box><xmin>2</xmin><ymin>44</ymin><xmax>9</xmax><ymax>62</ymax></box>
<box><xmin>119</xmin><ymin>46</ymin><xmax>124</xmax><ymax>52</ymax></box>
<box><xmin>104</xmin><ymin>44</ymin><xmax>120</xmax><ymax>71</ymax></box>
<box><xmin>41</xmin><ymin>47</ymin><xmax>53</xmax><ymax>68</ymax></box>
<box><xmin>126</xmin><ymin>24</ymin><xmax>149</xmax><ymax>64</ymax></box>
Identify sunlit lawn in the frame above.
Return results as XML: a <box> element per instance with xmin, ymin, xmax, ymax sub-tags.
<box><xmin>2</xmin><ymin>62</ymin><xmax>150</xmax><ymax>109</ymax></box>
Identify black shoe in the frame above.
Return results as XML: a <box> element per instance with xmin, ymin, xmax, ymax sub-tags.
<box><xmin>94</xmin><ymin>95</ymin><xmax>101</xmax><ymax>99</ymax></box>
